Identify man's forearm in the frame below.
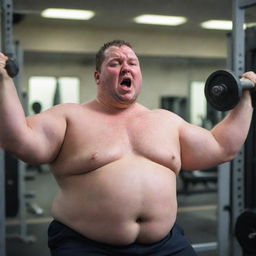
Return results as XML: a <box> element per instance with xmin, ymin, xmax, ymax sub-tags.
<box><xmin>0</xmin><ymin>75</ymin><xmax>28</xmax><ymax>150</ymax></box>
<box><xmin>211</xmin><ymin>92</ymin><xmax>253</xmax><ymax>157</ymax></box>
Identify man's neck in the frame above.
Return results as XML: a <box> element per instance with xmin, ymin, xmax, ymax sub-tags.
<box><xmin>95</xmin><ymin>97</ymin><xmax>137</xmax><ymax>112</ymax></box>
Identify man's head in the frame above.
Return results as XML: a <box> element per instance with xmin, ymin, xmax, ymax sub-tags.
<box><xmin>94</xmin><ymin>40</ymin><xmax>142</xmax><ymax>109</ymax></box>
<box><xmin>95</xmin><ymin>40</ymin><xmax>133</xmax><ymax>72</ymax></box>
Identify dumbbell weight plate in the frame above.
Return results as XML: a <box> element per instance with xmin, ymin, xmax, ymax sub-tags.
<box><xmin>205</xmin><ymin>70</ymin><xmax>242</xmax><ymax>111</ymax></box>
<box><xmin>5</xmin><ymin>58</ymin><xmax>19</xmax><ymax>78</ymax></box>
<box><xmin>235</xmin><ymin>209</ymin><xmax>256</xmax><ymax>254</ymax></box>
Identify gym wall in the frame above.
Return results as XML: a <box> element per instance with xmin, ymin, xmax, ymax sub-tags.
<box><xmin>14</xmin><ymin>20</ymin><xmax>227</xmax><ymax>110</ymax></box>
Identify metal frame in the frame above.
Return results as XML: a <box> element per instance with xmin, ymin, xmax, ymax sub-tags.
<box><xmin>217</xmin><ymin>1</ymin><xmax>256</xmax><ymax>255</ymax></box>
<box><xmin>1</xmin><ymin>0</ymin><xmax>15</xmax><ymax>56</ymax></box>
<box><xmin>0</xmin><ymin>1</ymin><xmax>14</xmax><ymax>254</ymax></box>
<box><xmin>0</xmin><ymin>150</ymin><xmax>6</xmax><ymax>256</ymax></box>
<box><xmin>216</xmin><ymin>33</ymin><xmax>233</xmax><ymax>256</ymax></box>
<box><xmin>0</xmin><ymin>1</ymin><xmax>35</xmax><ymax>254</ymax></box>
<box><xmin>217</xmin><ymin>162</ymin><xmax>231</xmax><ymax>256</ymax></box>
<box><xmin>232</xmin><ymin>1</ymin><xmax>256</xmax><ymax>255</ymax></box>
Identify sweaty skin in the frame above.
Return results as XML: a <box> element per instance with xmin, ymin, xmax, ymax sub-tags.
<box><xmin>0</xmin><ymin>46</ymin><xmax>255</xmax><ymax>246</ymax></box>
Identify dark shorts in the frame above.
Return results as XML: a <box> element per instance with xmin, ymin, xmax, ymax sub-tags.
<box><xmin>48</xmin><ymin>220</ymin><xmax>197</xmax><ymax>256</ymax></box>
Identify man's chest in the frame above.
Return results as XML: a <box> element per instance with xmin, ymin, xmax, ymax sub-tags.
<box><xmin>53</xmin><ymin>112</ymin><xmax>181</xmax><ymax>174</ymax></box>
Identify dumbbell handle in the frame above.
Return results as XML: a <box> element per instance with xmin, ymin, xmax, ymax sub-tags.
<box><xmin>211</xmin><ymin>79</ymin><xmax>254</xmax><ymax>97</ymax></box>
<box><xmin>241</xmin><ymin>79</ymin><xmax>254</xmax><ymax>90</ymax></box>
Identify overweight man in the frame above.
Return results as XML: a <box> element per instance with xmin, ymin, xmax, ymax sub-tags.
<box><xmin>0</xmin><ymin>40</ymin><xmax>255</xmax><ymax>256</ymax></box>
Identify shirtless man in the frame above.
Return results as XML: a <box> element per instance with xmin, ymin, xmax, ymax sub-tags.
<box><xmin>0</xmin><ymin>40</ymin><xmax>255</xmax><ymax>256</ymax></box>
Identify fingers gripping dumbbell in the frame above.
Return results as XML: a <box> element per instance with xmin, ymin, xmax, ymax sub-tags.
<box><xmin>204</xmin><ymin>70</ymin><xmax>254</xmax><ymax>111</ymax></box>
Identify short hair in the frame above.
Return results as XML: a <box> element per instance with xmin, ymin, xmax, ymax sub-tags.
<box><xmin>95</xmin><ymin>40</ymin><xmax>133</xmax><ymax>71</ymax></box>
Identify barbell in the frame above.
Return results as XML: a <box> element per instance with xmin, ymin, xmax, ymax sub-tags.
<box><xmin>204</xmin><ymin>69</ymin><xmax>254</xmax><ymax>111</ymax></box>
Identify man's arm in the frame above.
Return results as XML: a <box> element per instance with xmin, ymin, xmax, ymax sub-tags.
<box><xmin>0</xmin><ymin>53</ymin><xmax>66</xmax><ymax>164</ymax></box>
<box><xmin>179</xmin><ymin>72</ymin><xmax>255</xmax><ymax>171</ymax></box>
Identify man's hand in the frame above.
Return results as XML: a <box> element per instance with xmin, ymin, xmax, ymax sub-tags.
<box><xmin>0</xmin><ymin>52</ymin><xmax>9</xmax><ymax>79</ymax></box>
<box><xmin>241</xmin><ymin>71</ymin><xmax>256</xmax><ymax>86</ymax></box>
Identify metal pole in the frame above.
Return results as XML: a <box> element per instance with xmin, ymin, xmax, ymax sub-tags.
<box><xmin>0</xmin><ymin>0</ymin><xmax>15</xmax><ymax>255</ymax></box>
<box><xmin>217</xmin><ymin>162</ymin><xmax>231</xmax><ymax>256</ymax></box>
<box><xmin>0</xmin><ymin>0</ymin><xmax>6</xmax><ymax>253</ymax></box>
<box><xmin>232</xmin><ymin>0</ymin><xmax>245</xmax><ymax>76</ymax></box>
<box><xmin>1</xmin><ymin>0</ymin><xmax>15</xmax><ymax>56</ymax></box>
<box><xmin>216</xmin><ymin>33</ymin><xmax>232</xmax><ymax>256</ymax></box>
<box><xmin>231</xmin><ymin>0</ymin><xmax>250</xmax><ymax>255</ymax></box>
<box><xmin>0</xmin><ymin>150</ymin><xmax>6</xmax><ymax>256</ymax></box>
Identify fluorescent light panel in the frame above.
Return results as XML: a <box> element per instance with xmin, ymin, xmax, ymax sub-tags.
<box><xmin>134</xmin><ymin>14</ymin><xmax>187</xmax><ymax>26</ymax></box>
<box><xmin>201</xmin><ymin>20</ymin><xmax>232</xmax><ymax>30</ymax></box>
<box><xmin>41</xmin><ymin>8</ymin><xmax>95</xmax><ymax>20</ymax></box>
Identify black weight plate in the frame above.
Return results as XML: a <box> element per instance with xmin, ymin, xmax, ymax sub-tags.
<box><xmin>235</xmin><ymin>210</ymin><xmax>256</xmax><ymax>254</ymax></box>
<box><xmin>5</xmin><ymin>58</ymin><xmax>19</xmax><ymax>78</ymax></box>
<box><xmin>205</xmin><ymin>70</ymin><xmax>242</xmax><ymax>111</ymax></box>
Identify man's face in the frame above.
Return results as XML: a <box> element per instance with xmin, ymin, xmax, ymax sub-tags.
<box><xmin>94</xmin><ymin>45</ymin><xmax>142</xmax><ymax>108</ymax></box>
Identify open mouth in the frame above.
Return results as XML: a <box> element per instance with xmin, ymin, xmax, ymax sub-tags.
<box><xmin>120</xmin><ymin>78</ymin><xmax>131</xmax><ymax>88</ymax></box>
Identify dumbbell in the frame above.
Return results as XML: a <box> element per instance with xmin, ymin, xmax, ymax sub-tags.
<box><xmin>204</xmin><ymin>70</ymin><xmax>254</xmax><ymax>111</ymax></box>
<box><xmin>5</xmin><ymin>57</ymin><xmax>19</xmax><ymax>78</ymax></box>
<box><xmin>235</xmin><ymin>209</ymin><xmax>256</xmax><ymax>254</ymax></box>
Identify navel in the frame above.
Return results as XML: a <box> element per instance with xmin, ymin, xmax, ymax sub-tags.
<box><xmin>136</xmin><ymin>217</ymin><xmax>144</xmax><ymax>223</ymax></box>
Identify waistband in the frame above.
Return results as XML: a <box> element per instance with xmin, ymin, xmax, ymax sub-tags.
<box><xmin>48</xmin><ymin>219</ymin><xmax>190</xmax><ymax>256</ymax></box>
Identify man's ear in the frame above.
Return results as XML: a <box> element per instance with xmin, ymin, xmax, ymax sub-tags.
<box><xmin>94</xmin><ymin>71</ymin><xmax>100</xmax><ymax>84</ymax></box>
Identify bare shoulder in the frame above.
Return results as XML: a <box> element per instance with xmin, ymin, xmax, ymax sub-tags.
<box><xmin>35</xmin><ymin>102</ymin><xmax>86</xmax><ymax>117</ymax></box>
<box><xmin>25</xmin><ymin>103</ymin><xmax>89</xmax><ymax>128</ymax></box>
<box><xmin>51</xmin><ymin>102</ymin><xmax>85</xmax><ymax>113</ymax></box>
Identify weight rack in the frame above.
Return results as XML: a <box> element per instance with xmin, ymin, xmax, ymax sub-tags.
<box><xmin>0</xmin><ymin>1</ymin><xmax>35</xmax><ymax>255</ymax></box>
<box><xmin>218</xmin><ymin>0</ymin><xmax>256</xmax><ymax>256</ymax></box>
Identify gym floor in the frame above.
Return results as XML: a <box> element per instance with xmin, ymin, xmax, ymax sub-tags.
<box><xmin>5</xmin><ymin>166</ymin><xmax>218</xmax><ymax>256</ymax></box>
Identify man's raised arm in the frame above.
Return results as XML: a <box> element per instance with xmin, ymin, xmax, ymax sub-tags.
<box><xmin>179</xmin><ymin>71</ymin><xmax>256</xmax><ymax>171</ymax></box>
<box><xmin>0</xmin><ymin>53</ymin><xmax>66</xmax><ymax>164</ymax></box>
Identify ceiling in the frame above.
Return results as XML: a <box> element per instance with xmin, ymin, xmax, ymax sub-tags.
<box><xmin>12</xmin><ymin>0</ymin><xmax>256</xmax><ymax>33</ymax></box>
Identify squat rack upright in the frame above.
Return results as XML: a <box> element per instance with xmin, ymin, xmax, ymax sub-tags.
<box><xmin>0</xmin><ymin>0</ymin><xmax>32</xmax><ymax>255</ymax></box>
<box><xmin>218</xmin><ymin>0</ymin><xmax>256</xmax><ymax>256</ymax></box>
<box><xmin>0</xmin><ymin>0</ymin><xmax>15</xmax><ymax>255</ymax></box>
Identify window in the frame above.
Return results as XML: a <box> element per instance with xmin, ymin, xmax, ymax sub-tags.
<box><xmin>28</xmin><ymin>76</ymin><xmax>80</xmax><ymax>115</ymax></box>
<box><xmin>189</xmin><ymin>81</ymin><xmax>206</xmax><ymax>126</ymax></box>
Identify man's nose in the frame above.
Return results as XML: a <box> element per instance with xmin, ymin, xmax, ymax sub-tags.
<box><xmin>120</xmin><ymin>63</ymin><xmax>130</xmax><ymax>75</ymax></box>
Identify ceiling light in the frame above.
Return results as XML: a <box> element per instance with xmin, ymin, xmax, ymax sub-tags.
<box><xmin>201</xmin><ymin>20</ymin><xmax>232</xmax><ymax>30</ymax></box>
<box><xmin>41</xmin><ymin>8</ymin><xmax>95</xmax><ymax>20</ymax></box>
<box><xmin>134</xmin><ymin>14</ymin><xmax>187</xmax><ymax>26</ymax></box>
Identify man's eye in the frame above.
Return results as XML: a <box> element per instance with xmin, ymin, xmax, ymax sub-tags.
<box><xmin>110</xmin><ymin>61</ymin><xmax>119</xmax><ymax>66</ymax></box>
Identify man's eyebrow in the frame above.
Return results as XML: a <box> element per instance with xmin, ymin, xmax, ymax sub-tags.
<box><xmin>130</xmin><ymin>57</ymin><xmax>139</xmax><ymax>61</ymax></box>
<box><xmin>109</xmin><ymin>57</ymin><xmax>121</xmax><ymax>60</ymax></box>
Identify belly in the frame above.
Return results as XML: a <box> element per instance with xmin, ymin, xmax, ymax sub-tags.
<box><xmin>51</xmin><ymin>155</ymin><xmax>177</xmax><ymax>245</ymax></box>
